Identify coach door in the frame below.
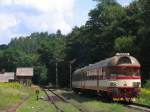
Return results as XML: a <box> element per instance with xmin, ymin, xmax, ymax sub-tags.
<box><xmin>97</xmin><ymin>68</ymin><xmax>99</xmax><ymax>92</ymax></box>
<box><xmin>82</xmin><ymin>71</ymin><xmax>86</xmax><ymax>88</ymax></box>
<box><xmin>97</xmin><ymin>67</ymin><xmax>102</xmax><ymax>92</ymax></box>
<box><xmin>97</xmin><ymin>68</ymin><xmax>100</xmax><ymax>92</ymax></box>
<box><xmin>81</xmin><ymin>71</ymin><xmax>84</xmax><ymax>88</ymax></box>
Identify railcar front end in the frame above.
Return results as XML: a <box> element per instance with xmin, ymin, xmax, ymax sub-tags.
<box><xmin>72</xmin><ymin>53</ymin><xmax>141</xmax><ymax>101</ymax></box>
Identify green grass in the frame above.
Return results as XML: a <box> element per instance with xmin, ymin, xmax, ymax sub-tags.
<box><xmin>136</xmin><ymin>88</ymin><xmax>150</xmax><ymax>105</ymax></box>
<box><xmin>1</xmin><ymin>83</ymin><xmax>148</xmax><ymax>112</ymax></box>
<box><xmin>0</xmin><ymin>83</ymin><xmax>56</xmax><ymax>112</ymax></box>
<box><xmin>0</xmin><ymin>82</ymin><xmax>23</xmax><ymax>88</ymax></box>
<box><xmin>82</xmin><ymin>100</ymin><xmax>127</xmax><ymax>112</ymax></box>
<box><xmin>56</xmin><ymin>102</ymin><xmax>80</xmax><ymax>112</ymax></box>
<box><xmin>17</xmin><ymin>89</ymin><xmax>80</xmax><ymax>112</ymax></box>
<box><xmin>17</xmin><ymin>90</ymin><xmax>56</xmax><ymax>112</ymax></box>
<box><xmin>144</xmin><ymin>80</ymin><xmax>150</xmax><ymax>89</ymax></box>
<box><xmin>61</xmin><ymin>90</ymin><xmax>139</xmax><ymax>112</ymax></box>
<box><xmin>0</xmin><ymin>83</ymin><xmax>28</xmax><ymax>111</ymax></box>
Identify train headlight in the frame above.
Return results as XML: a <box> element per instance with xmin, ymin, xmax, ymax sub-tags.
<box><xmin>110</xmin><ymin>81</ymin><xmax>117</xmax><ymax>87</ymax></box>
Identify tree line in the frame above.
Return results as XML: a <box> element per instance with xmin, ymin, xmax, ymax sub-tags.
<box><xmin>0</xmin><ymin>0</ymin><xmax>150</xmax><ymax>86</ymax></box>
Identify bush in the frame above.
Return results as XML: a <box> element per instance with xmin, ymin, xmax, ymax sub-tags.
<box><xmin>0</xmin><ymin>82</ymin><xmax>23</xmax><ymax>89</ymax></box>
<box><xmin>144</xmin><ymin>80</ymin><xmax>150</xmax><ymax>89</ymax></box>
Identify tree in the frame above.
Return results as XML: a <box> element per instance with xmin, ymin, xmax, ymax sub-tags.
<box><xmin>33</xmin><ymin>64</ymin><xmax>48</xmax><ymax>85</ymax></box>
<box><xmin>1</xmin><ymin>0</ymin><xmax>150</xmax><ymax>85</ymax></box>
<box><xmin>114</xmin><ymin>36</ymin><xmax>135</xmax><ymax>53</ymax></box>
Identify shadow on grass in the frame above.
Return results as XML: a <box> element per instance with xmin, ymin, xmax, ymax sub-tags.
<box><xmin>61</xmin><ymin>90</ymin><xmax>113</xmax><ymax>104</ymax></box>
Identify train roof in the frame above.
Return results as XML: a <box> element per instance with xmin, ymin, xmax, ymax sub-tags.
<box><xmin>73</xmin><ymin>53</ymin><xmax>140</xmax><ymax>74</ymax></box>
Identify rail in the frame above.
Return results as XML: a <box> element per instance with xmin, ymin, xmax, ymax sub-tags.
<box><xmin>126</xmin><ymin>103</ymin><xmax>150</xmax><ymax>112</ymax></box>
<box><xmin>47</xmin><ymin>89</ymin><xmax>90</xmax><ymax>112</ymax></box>
<box><xmin>43</xmin><ymin>89</ymin><xmax>64</xmax><ymax>112</ymax></box>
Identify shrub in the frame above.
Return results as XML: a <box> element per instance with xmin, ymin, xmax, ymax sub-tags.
<box><xmin>144</xmin><ymin>80</ymin><xmax>150</xmax><ymax>89</ymax></box>
<box><xmin>0</xmin><ymin>82</ymin><xmax>23</xmax><ymax>89</ymax></box>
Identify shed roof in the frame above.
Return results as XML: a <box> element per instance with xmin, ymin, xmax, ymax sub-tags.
<box><xmin>16</xmin><ymin>67</ymin><xmax>33</xmax><ymax>76</ymax></box>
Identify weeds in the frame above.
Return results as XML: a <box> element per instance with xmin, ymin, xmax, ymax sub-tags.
<box><xmin>0</xmin><ymin>82</ymin><xmax>23</xmax><ymax>89</ymax></box>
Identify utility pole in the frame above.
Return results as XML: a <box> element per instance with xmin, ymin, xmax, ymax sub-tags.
<box><xmin>55</xmin><ymin>58</ymin><xmax>64</xmax><ymax>88</ymax></box>
<box><xmin>69</xmin><ymin>59</ymin><xmax>76</xmax><ymax>89</ymax></box>
<box><xmin>56</xmin><ymin>62</ymin><xmax>58</xmax><ymax>88</ymax></box>
<box><xmin>69</xmin><ymin>63</ymin><xmax>72</xmax><ymax>89</ymax></box>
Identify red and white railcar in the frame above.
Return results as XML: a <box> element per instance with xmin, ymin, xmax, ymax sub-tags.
<box><xmin>72</xmin><ymin>53</ymin><xmax>141</xmax><ymax>100</ymax></box>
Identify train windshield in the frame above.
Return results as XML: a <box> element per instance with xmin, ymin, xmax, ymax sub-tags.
<box><xmin>109</xmin><ymin>67</ymin><xmax>140</xmax><ymax>76</ymax></box>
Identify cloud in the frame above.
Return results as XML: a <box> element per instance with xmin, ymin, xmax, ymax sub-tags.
<box><xmin>1</xmin><ymin>0</ymin><xmax>74</xmax><ymax>14</ymax></box>
<box><xmin>0</xmin><ymin>0</ymin><xmax>74</xmax><ymax>44</ymax></box>
<box><xmin>0</xmin><ymin>14</ymin><xmax>18</xmax><ymax>31</ymax></box>
<box><xmin>0</xmin><ymin>13</ymin><xmax>20</xmax><ymax>44</ymax></box>
<box><xmin>117</xmin><ymin>0</ymin><xmax>133</xmax><ymax>6</ymax></box>
<box><xmin>26</xmin><ymin>14</ymin><xmax>72</xmax><ymax>33</ymax></box>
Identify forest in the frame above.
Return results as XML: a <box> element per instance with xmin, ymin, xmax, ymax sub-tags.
<box><xmin>0</xmin><ymin>0</ymin><xmax>150</xmax><ymax>86</ymax></box>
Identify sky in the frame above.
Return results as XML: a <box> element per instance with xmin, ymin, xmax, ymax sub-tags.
<box><xmin>0</xmin><ymin>0</ymin><xmax>133</xmax><ymax>44</ymax></box>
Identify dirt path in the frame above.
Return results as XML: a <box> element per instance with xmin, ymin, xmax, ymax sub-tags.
<box><xmin>6</xmin><ymin>97</ymin><xmax>29</xmax><ymax>112</ymax></box>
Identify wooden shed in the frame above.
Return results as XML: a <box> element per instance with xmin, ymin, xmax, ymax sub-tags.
<box><xmin>0</xmin><ymin>72</ymin><xmax>14</xmax><ymax>82</ymax></box>
<box><xmin>16</xmin><ymin>67</ymin><xmax>33</xmax><ymax>86</ymax></box>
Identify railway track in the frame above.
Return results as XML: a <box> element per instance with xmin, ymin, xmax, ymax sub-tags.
<box><xmin>71</xmin><ymin>91</ymin><xmax>150</xmax><ymax>112</ymax></box>
<box><xmin>126</xmin><ymin>103</ymin><xmax>150</xmax><ymax>112</ymax></box>
<box><xmin>43</xmin><ymin>89</ymin><xmax>64</xmax><ymax>112</ymax></box>
<box><xmin>44</xmin><ymin>88</ymin><xmax>90</xmax><ymax>112</ymax></box>
<box><xmin>48</xmin><ymin>89</ymin><xmax>68</xmax><ymax>103</ymax></box>
<box><xmin>45</xmin><ymin>88</ymin><xmax>150</xmax><ymax>112</ymax></box>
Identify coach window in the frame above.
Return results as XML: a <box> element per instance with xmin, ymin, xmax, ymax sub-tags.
<box><xmin>94</xmin><ymin>75</ymin><xmax>96</xmax><ymax>80</ymax></box>
<box><xmin>90</xmin><ymin>76</ymin><xmax>93</xmax><ymax>80</ymax></box>
<box><xmin>92</xmin><ymin>76</ymin><xmax>94</xmax><ymax>80</ymax></box>
<box><xmin>105</xmin><ymin>68</ymin><xmax>110</xmax><ymax>77</ymax></box>
<box><xmin>80</xmin><ymin>72</ymin><xmax>82</xmax><ymax>80</ymax></box>
<box><xmin>131</xmin><ymin>68</ymin><xmax>140</xmax><ymax>76</ymax></box>
<box><xmin>81</xmin><ymin>72</ymin><xmax>83</xmax><ymax>80</ymax></box>
<box><xmin>83</xmin><ymin>73</ymin><xmax>85</xmax><ymax>80</ymax></box>
<box><xmin>85</xmin><ymin>71</ymin><xmax>87</xmax><ymax>80</ymax></box>
<box><xmin>78</xmin><ymin>73</ymin><xmax>80</xmax><ymax>80</ymax></box>
<box><xmin>109</xmin><ymin>67</ymin><xmax>140</xmax><ymax>76</ymax></box>
<box><xmin>88</xmin><ymin>70</ymin><xmax>90</xmax><ymax>76</ymax></box>
<box><xmin>86</xmin><ymin>71</ymin><xmax>88</xmax><ymax>80</ymax></box>
<box><xmin>102</xmin><ymin>68</ymin><xmax>106</xmax><ymax>76</ymax></box>
<box><xmin>89</xmin><ymin>75</ymin><xmax>91</xmax><ymax>80</ymax></box>
<box><xmin>83</xmin><ymin>72</ymin><xmax>85</xmax><ymax>80</ymax></box>
<box><xmin>98</xmin><ymin>68</ymin><xmax>102</xmax><ymax>76</ymax></box>
<box><xmin>118</xmin><ymin>57</ymin><xmax>131</xmax><ymax>64</ymax></box>
<box><xmin>76</xmin><ymin>73</ymin><xmax>78</xmax><ymax>80</ymax></box>
<box><xmin>88</xmin><ymin>75</ymin><xmax>90</xmax><ymax>80</ymax></box>
<box><xmin>87</xmin><ymin>71</ymin><xmax>89</xmax><ymax>76</ymax></box>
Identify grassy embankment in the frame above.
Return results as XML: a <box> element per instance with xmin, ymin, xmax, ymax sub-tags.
<box><xmin>17</xmin><ymin>88</ymin><xmax>80</xmax><ymax>112</ymax></box>
<box><xmin>80</xmin><ymin>88</ymin><xmax>150</xmax><ymax>111</ymax></box>
<box><xmin>0</xmin><ymin>82</ymin><xmax>27</xmax><ymax>111</ymax></box>
<box><xmin>0</xmin><ymin>83</ymin><xmax>55</xmax><ymax>112</ymax></box>
<box><xmin>1</xmin><ymin>82</ymin><xmax>150</xmax><ymax>112</ymax></box>
<box><xmin>16</xmin><ymin>89</ymin><xmax>56</xmax><ymax>112</ymax></box>
<box><xmin>59</xmin><ymin>89</ymin><xmax>150</xmax><ymax>112</ymax></box>
<box><xmin>136</xmin><ymin>88</ymin><xmax>150</xmax><ymax>105</ymax></box>
<box><xmin>135</xmin><ymin>80</ymin><xmax>150</xmax><ymax>105</ymax></box>
<box><xmin>57</xmin><ymin>89</ymin><xmax>135</xmax><ymax>112</ymax></box>
<box><xmin>0</xmin><ymin>83</ymin><xmax>78</xmax><ymax>112</ymax></box>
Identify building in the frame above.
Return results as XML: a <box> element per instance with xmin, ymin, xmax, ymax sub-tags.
<box><xmin>16</xmin><ymin>67</ymin><xmax>33</xmax><ymax>86</ymax></box>
<box><xmin>0</xmin><ymin>72</ymin><xmax>15</xmax><ymax>82</ymax></box>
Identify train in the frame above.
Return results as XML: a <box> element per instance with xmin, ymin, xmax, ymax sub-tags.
<box><xmin>72</xmin><ymin>53</ymin><xmax>141</xmax><ymax>101</ymax></box>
